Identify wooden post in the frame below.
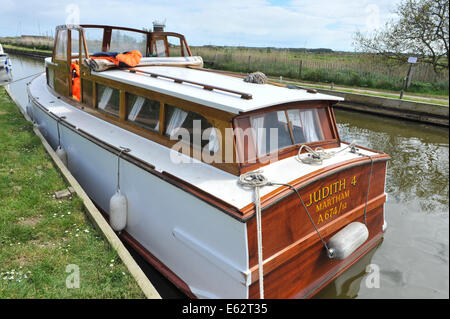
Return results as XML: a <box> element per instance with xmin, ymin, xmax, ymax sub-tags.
<box><xmin>399</xmin><ymin>77</ymin><xmax>406</xmax><ymax>99</ymax></box>
<box><xmin>406</xmin><ymin>64</ymin><xmax>414</xmax><ymax>89</ymax></box>
<box><xmin>400</xmin><ymin>62</ymin><xmax>414</xmax><ymax>99</ymax></box>
<box><xmin>299</xmin><ymin>60</ymin><xmax>303</xmax><ymax>79</ymax></box>
<box><xmin>248</xmin><ymin>55</ymin><xmax>251</xmax><ymax>72</ymax></box>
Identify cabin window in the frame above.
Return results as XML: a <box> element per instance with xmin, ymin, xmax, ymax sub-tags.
<box><xmin>70</xmin><ymin>30</ymin><xmax>80</xmax><ymax>59</ymax></box>
<box><xmin>166</xmin><ymin>36</ymin><xmax>188</xmax><ymax>57</ymax></box>
<box><xmin>286</xmin><ymin>109</ymin><xmax>324</xmax><ymax>143</ymax></box>
<box><xmin>165</xmin><ymin>105</ymin><xmax>218</xmax><ymax>152</ymax></box>
<box><xmin>181</xmin><ymin>41</ymin><xmax>189</xmax><ymax>57</ymax></box>
<box><xmin>126</xmin><ymin>94</ymin><xmax>160</xmax><ymax>131</ymax></box>
<box><xmin>152</xmin><ymin>39</ymin><xmax>167</xmax><ymax>57</ymax></box>
<box><xmin>235</xmin><ymin>107</ymin><xmax>333</xmax><ymax>160</ymax></box>
<box><xmin>109</xmin><ymin>30</ymin><xmax>147</xmax><ymax>55</ymax></box>
<box><xmin>97</xmin><ymin>84</ymin><xmax>120</xmax><ymax>117</ymax></box>
<box><xmin>54</xmin><ymin>30</ymin><xmax>68</xmax><ymax>61</ymax></box>
<box><xmin>83</xmin><ymin>28</ymin><xmax>104</xmax><ymax>54</ymax></box>
<box><xmin>248</xmin><ymin>111</ymin><xmax>293</xmax><ymax>156</ymax></box>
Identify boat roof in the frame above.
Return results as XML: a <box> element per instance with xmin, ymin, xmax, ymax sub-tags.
<box><xmin>92</xmin><ymin>65</ymin><xmax>344</xmax><ymax>114</ymax></box>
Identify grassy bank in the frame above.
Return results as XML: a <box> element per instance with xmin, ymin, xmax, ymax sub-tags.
<box><xmin>1</xmin><ymin>44</ymin><xmax>52</xmax><ymax>55</ymax></box>
<box><xmin>276</xmin><ymin>78</ymin><xmax>449</xmax><ymax>106</ymax></box>
<box><xmin>0</xmin><ymin>88</ymin><xmax>145</xmax><ymax>298</ymax></box>
<box><xmin>0</xmin><ymin>36</ymin><xmax>53</xmax><ymax>52</ymax></box>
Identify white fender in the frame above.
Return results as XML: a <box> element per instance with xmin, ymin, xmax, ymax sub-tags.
<box><xmin>109</xmin><ymin>190</ymin><xmax>127</xmax><ymax>232</ymax></box>
<box><xmin>328</xmin><ymin>222</ymin><xmax>369</xmax><ymax>260</ymax></box>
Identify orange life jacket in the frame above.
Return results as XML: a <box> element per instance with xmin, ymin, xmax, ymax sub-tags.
<box><xmin>116</xmin><ymin>50</ymin><xmax>142</xmax><ymax>67</ymax></box>
<box><xmin>90</xmin><ymin>50</ymin><xmax>142</xmax><ymax>68</ymax></box>
<box><xmin>71</xmin><ymin>62</ymin><xmax>80</xmax><ymax>101</ymax></box>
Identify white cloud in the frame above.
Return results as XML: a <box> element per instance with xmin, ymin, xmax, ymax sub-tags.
<box><xmin>0</xmin><ymin>0</ymin><xmax>403</xmax><ymax>51</ymax></box>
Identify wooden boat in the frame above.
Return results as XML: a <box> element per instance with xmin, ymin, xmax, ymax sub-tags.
<box><xmin>27</xmin><ymin>24</ymin><xmax>390</xmax><ymax>299</ymax></box>
<box><xmin>0</xmin><ymin>43</ymin><xmax>13</xmax><ymax>84</ymax></box>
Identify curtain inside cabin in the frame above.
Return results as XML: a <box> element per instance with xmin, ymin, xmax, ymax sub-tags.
<box><xmin>165</xmin><ymin>107</ymin><xmax>188</xmax><ymax>137</ymax></box>
<box><xmin>250</xmin><ymin>111</ymin><xmax>293</xmax><ymax>156</ymax></box>
<box><xmin>208</xmin><ymin>128</ymin><xmax>220</xmax><ymax>153</ymax></box>
<box><xmin>300</xmin><ymin>109</ymin><xmax>323</xmax><ymax>142</ymax></box>
<box><xmin>128</xmin><ymin>96</ymin><xmax>146</xmax><ymax>121</ymax></box>
<box><xmin>251</xmin><ymin>115</ymin><xmax>266</xmax><ymax>156</ymax></box>
<box><xmin>98</xmin><ymin>87</ymin><xmax>113</xmax><ymax>110</ymax></box>
<box><xmin>247</xmin><ymin>108</ymin><xmax>327</xmax><ymax>157</ymax></box>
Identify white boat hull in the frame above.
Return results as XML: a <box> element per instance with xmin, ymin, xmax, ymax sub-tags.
<box><xmin>28</xmin><ymin>75</ymin><xmax>250</xmax><ymax>298</ymax></box>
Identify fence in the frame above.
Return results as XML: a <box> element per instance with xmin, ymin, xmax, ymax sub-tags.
<box><xmin>191</xmin><ymin>47</ymin><xmax>449</xmax><ymax>93</ymax></box>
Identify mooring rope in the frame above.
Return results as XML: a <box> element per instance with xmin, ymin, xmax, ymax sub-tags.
<box><xmin>238</xmin><ymin>170</ymin><xmax>334</xmax><ymax>299</ymax></box>
<box><xmin>116</xmin><ymin>146</ymin><xmax>131</xmax><ymax>192</ymax></box>
<box><xmin>238</xmin><ymin>171</ymin><xmax>269</xmax><ymax>299</ymax></box>
<box><xmin>296</xmin><ymin>141</ymin><xmax>357</xmax><ymax>165</ymax></box>
<box><xmin>347</xmin><ymin>146</ymin><xmax>374</xmax><ymax>225</ymax></box>
<box><xmin>271</xmin><ymin>181</ymin><xmax>335</xmax><ymax>258</ymax></box>
<box><xmin>0</xmin><ymin>71</ymin><xmax>44</xmax><ymax>87</ymax></box>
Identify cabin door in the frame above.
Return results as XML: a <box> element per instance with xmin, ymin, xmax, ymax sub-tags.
<box><xmin>52</xmin><ymin>29</ymin><xmax>70</xmax><ymax>97</ymax></box>
<box><xmin>69</xmin><ymin>30</ymin><xmax>83</xmax><ymax>101</ymax></box>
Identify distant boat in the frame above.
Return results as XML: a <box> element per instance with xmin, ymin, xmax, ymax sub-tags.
<box><xmin>27</xmin><ymin>24</ymin><xmax>390</xmax><ymax>299</ymax></box>
<box><xmin>0</xmin><ymin>43</ymin><xmax>13</xmax><ymax>84</ymax></box>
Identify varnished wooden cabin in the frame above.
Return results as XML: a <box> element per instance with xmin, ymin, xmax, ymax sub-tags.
<box><xmin>27</xmin><ymin>24</ymin><xmax>390</xmax><ymax>298</ymax></box>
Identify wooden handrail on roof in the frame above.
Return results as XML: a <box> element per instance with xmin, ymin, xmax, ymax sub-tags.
<box><xmin>127</xmin><ymin>68</ymin><xmax>253</xmax><ymax>100</ymax></box>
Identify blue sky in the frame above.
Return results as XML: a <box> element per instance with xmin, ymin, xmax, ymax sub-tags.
<box><xmin>0</xmin><ymin>0</ymin><xmax>401</xmax><ymax>51</ymax></box>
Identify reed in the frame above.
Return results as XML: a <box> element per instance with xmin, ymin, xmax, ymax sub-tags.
<box><xmin>0</xmin><ymin>36</ymin><xmax>54</xmax><ymax>51</ymax></box>
<box><xmin>191</xmin><ymin>46</ymin><xmax>449</xmax><ymax>96</ymax></box>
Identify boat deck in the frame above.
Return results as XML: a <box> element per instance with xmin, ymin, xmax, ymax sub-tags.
<box><xmin>29</xmin><ymin>73</ymin><xmax>377</xmax><ymax>211</ymax></box>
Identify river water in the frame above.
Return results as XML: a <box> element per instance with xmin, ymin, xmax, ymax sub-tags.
<box><xmin>5</xmin><ymin>53</ymin><xmax>449</xmax><ymax>299</ymax></box>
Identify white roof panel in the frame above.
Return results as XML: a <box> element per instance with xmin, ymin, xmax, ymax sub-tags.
<box><xmin>93</xmin><ymin>66</ymin><xmax>343</xmax><ymax>114</ymax></box>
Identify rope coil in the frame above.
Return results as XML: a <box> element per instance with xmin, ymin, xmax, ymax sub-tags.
<box><xmin>243</xmin><ymin>72</ymin><xmax>267</xmax><ymax>84</ymax></box>
<box><xmin>296</xmin><ymin>141</ymin><xmax>357</xmax><ymax>165</ymax></box>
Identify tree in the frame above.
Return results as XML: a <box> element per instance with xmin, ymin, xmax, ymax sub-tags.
<box><xmin>354</xmin><ymin>0</ymin><xmax>449</xmax><ymax>72</ymax></box>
